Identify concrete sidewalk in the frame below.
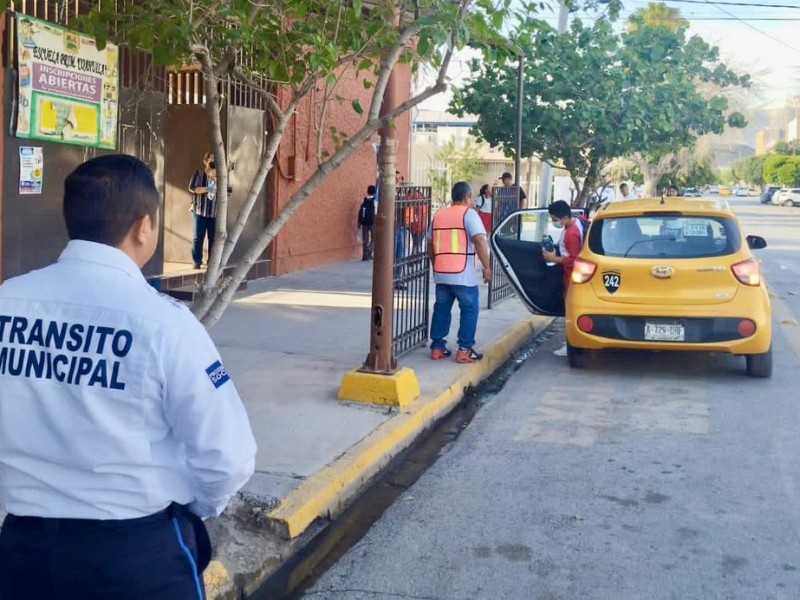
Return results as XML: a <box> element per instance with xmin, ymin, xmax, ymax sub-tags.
<box><xmin>196</xmin><ymin>260</ymin><xmax>552</xmax><ymax>598</ymax></box>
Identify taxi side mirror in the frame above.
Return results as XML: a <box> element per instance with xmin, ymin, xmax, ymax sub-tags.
<box><xmin>746</xmin><ymin>235</ymin><xmax>767</xmax><ymax>250</ymax></box>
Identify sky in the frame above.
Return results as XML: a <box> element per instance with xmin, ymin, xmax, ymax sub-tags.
<box><xmin>419</xmin><ymin>0</ymin><xmax>800</xmax><ymax>112</ymax></box>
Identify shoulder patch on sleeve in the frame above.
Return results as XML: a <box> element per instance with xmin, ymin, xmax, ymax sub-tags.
<box><xmin>206</xmin><ymin>360</ymin><xmax>231</xmax><ymax>389</ymax></box>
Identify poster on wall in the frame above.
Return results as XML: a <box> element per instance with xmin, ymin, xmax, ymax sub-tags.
<box><xmin>19</xmin><ymin>146</ymin><xmax>44</xmax><ymax>195</ymax></box>
<box><xmin>15</xmin><ymin>14</ymin><xmax>119</xmax><ymax>149</ymax></box>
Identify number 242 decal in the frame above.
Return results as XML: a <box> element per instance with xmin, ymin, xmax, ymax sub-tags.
<box><xmin>603</xmin><ymin>271</ymin><xmax>621</xmax><ymax>294</ymax></box>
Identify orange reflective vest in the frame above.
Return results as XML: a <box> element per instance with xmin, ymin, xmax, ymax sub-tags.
<box><xmin>431</xmin><ymin>204</ymin><xmax>473</xmax><ymax>274</ymax></box>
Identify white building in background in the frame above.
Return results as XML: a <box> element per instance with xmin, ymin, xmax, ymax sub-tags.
<box><xmin>788</xmin><ymin>117</ymin><xmax>799</xmax><ymax>144</ymax></box>
<box><xmin>411</xmin><ymin>108</ymin><xmax>548</xmax><ymax>205</ymax></box>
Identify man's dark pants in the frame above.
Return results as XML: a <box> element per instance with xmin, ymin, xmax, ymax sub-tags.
<box><xmin>361</xmin><ymin>224</ymin><xmax>373</xmax><ymax>260</ymax></box>
<box><xmin>192</xmin><ymin>214</ymin><xmax>216</xmax><ymax>267</ymax></box>
<box><xmin>0</xmin><ymin>505</ymin><xmax>209</xmax><ymax>600</ymax></box>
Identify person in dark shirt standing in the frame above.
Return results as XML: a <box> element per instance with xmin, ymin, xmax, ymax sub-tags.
<box><xmin>189</xmin><ymin>152</ymin><xmax>231</xmax><ymax>270</ymax></box>
<box><xmin>358</xmin><ymin>185</ymin><xmax>377</xmax><ymax>261</ymax></box>
<box><xmin>500</xmin><ymin>172</ymin><xmax>527</xmax><ymax>209</ymax></box>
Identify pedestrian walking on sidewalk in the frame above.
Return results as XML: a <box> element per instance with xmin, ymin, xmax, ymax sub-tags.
<box><xmin>475</xmin><ymin>183</ymin><xmax>493</xmax><ymax>233</ymax></box>
<box><xmin>0</xmin><ymin>155</ymin><xmax>257</xmax><ymax>600</ymax></box>
<box><xmin>358</xmin><ymin>185</ymin><xmax>377</xmax><ymax>260</ymax></box>
<box><xmin>428</xmin><ymin>182</ymin><xmax>492</xmax><ymax>363</ymax></box>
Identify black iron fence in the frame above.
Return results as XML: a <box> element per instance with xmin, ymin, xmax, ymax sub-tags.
<box><xmin>392</xmin><ymin>186</ymin><xmax>432</xmax><ymax>357</ymax></box>
<box><xmin>488</xmin><ymin>186</ymin><xmax>521</xmax><ymax>309</ymax></box>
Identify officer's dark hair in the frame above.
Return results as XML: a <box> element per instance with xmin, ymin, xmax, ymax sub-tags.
<box><xmin>63</xmin><ymin>154</ymin><xmax>160</xmax><ymax>247</ymax></box>
<box><xmin>367</xmin><ymin>185</ymin><xmax>377</xmax><ymax>195</ymax></box>
<box><xmin>619</xmin><ymin>183</ymin><xmax>628</xmax><ymax>191</ymax></box>
<box><xmin>548</xmin><ymin>200</ymin><xmax>571</xmax><ymax>219</ymax></box>
<box><xmin>452</xmin><ymin>181</ymin><xmax>473</xmax><ymax>203</ymax></box>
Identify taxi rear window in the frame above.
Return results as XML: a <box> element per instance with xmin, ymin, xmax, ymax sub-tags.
<box><xmin>588</xmin><ymin>215</ymin><xmax>741</xmax><ymax>258</ymax></box>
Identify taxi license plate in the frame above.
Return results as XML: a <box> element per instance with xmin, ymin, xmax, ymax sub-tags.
<box><xmin>644</xmin><ymin>322</ymin><xmax>685</xmax><ymax>341</ymax></box>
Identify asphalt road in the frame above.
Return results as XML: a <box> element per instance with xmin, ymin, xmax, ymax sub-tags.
<box><xmin>304</xmin><ymin>197</ymin><xmax>800</xmax><ymax>600</ymax></box>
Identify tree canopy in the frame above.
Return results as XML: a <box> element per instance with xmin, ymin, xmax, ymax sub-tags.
<box><xmin>764</xmin><ymin>156</ymin><xmax>800</xmax><ymax>187</ymax></box>
<box><xmin>452</xmin><ymin>4</ymin><xmax>749</xmax><ymax>203</ymax></box>
<box><xmin>56</xmin><ymin>0</ymin><xmax>528</xmax><ymax>325</ymax></box>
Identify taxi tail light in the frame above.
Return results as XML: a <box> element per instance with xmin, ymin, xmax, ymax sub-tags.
<box><xmin>577</xmin><ymin>316</ymin><xmax>594</xmax><ymax>332</ymax></box>
<box><xmin>572</xmin><ymin>259</ymin><xmax>597</xmax><ymax>284</ymax></box>
<box><xmin>737</xmin><ymin>319</ymin><xmax>756</xmax><ymax>337</ymax></box>
<box><xmin>731</xmin><ymin>258</ymin><xmax>761</xmax><ymax>286</ymax></box>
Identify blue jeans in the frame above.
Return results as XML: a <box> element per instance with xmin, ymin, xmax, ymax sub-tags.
<box><xmin>430</xmin><ymin>284</ymin><xmax>480</xmax><ymax>350</ymax></box>
<box><xmin>192</xmin><ymin>214</ymin><xmax>216</xmax><ymax>266</ymax></box>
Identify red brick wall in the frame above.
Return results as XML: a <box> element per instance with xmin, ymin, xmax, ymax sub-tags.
<box><xmin>270</xmin><ymin>64</ymin><xmax>412</xmax><ymax>275</ymax></box>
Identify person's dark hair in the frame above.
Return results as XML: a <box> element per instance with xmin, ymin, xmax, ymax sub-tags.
<box><xmin>548</xmin><ymin>200</ymin><xmax>571</xmax><ymax>219</ymax></box>
<box><xmin>451</xmin><ymin>181</ymin><xmax>473</xmax><ymax>203</ymax></box>
<box><xmin>63</xmin><ymin>154</ymin><xmax>160</xmax><ymax>247</ymax></box>
<box><xmin>619</xmin><ymin>183</ymin><xmax>628</xmax><ymax>192</ymax></box>
<box><xmin>367</xmin><ymin>185</ymin><xmax>377</xmax><ymax>195</ymax></box>
<box><xmin>479</xmin><ymin>184</ymin><xmax>490</xmax><ymax>196</ymax></box>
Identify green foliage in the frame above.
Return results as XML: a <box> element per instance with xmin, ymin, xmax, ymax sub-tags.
<box><xmin>71</xmin><ymin>0</ymin><xmax>516</xmax><ymax>106</ymax></box>
<box><xmin>772</xmin><ymin>141</ymin><xmax>800</xmax><ymax>156</ymax></box>
<box><xmin>731</xmin><ymin>155</ymin><xmax>765</xmax><ymax>187</ymax></box>
<box><xmin>452</xmin><ymin>9</ymin><xmax>748</xmax><ymax>203</ymax></box>
<box><xmin>627</xmin><ymin>2</ymin><xmax>688</xmax><ymax>32</ymax></box>
<box><xmin>428</xmin><ymin>139</ymin><xmax>484</xmax><ymax>202</ymax></box>
<box><xmin>764</xmin><ymin>156</ymin><xmax>800</xmax><ymax>187</ymax></box>
<box><xmin>657</xmin><ymin>158</ymin><xmax>715</xmax><ymax>190</ymax></box>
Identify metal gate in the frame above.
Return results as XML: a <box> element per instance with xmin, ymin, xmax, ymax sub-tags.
<box><xmin>393</xmin><ymin>186</ymin><xmax>432</xmax><ymax>357</ymax></box>
<box><xmin>488</xmin><ymin>186</ymin><xmax>521</xmax><ymax>308</ymax></box>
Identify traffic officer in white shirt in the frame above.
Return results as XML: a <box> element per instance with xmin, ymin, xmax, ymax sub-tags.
<box><xmin>0</xmin><ymin>154</ymin><xmax>257</xmax><ymax>600</ymax></box>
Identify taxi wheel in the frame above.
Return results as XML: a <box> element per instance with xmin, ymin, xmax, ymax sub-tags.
<box><xmin>745</xmin><ymin>346</ymin><xmax>772</xmax><ymax>378</ymax></box>
<box><xmin>567</xmin><ymin>343</ymin><xmax>587</xmax><ymax>369</ymax></box>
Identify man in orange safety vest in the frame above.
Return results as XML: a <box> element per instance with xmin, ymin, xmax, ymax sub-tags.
<box><xmin>428</xmin><ymin>182</ymin><xmax>492</xmax><ymax>363</ymax></box>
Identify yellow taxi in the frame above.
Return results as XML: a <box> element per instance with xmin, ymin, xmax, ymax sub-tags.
<box><xmin>491</xmin><ymin>198</ymin><xmax>772</xmax><ymax>377</ymax></box>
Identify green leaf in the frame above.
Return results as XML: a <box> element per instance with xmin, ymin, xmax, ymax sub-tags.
<box><xmin>351</xmin><ymin>99</ymin><xmax>364</xmax><ymax>115</ymax></box>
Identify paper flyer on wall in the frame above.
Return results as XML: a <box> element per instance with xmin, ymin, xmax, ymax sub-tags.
<box><xmin>15</xmin><ymin>14</ymin><xmax>119</xmax><ymax>149</ymax></box>
<box><xmin>19</xmin><ymin>146</ymin><xmax>44</xmax><ymax>195</ymax></box>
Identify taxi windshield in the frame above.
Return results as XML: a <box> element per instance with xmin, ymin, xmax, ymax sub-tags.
<box><xmin>588</xmin><ymin>214</ymin><xmax>741</xmax><ymax>259</ymax></box>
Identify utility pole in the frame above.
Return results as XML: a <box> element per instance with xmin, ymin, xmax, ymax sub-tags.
<box><xmin>362</xmin><ymin>68</ymin><xmax>398</xmax><ymax>374</ymax></box>
<box><xmin>339</xmin><ymin>62</ymin><xmax>420</xmax><ymax>408</ymax></box>
<box><xmin>537</xmin><ymin>2</ymin><xmax>569</xmax><ymax>207</ymax></box>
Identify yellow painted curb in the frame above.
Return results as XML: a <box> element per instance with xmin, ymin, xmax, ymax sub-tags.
<box><xmin>266</xmin><ymin>314</ymin><xmax>553</xmax><ymax>539</ymax></box>
<box><xmin>203</xmin><ymin>560</ymin><xmax>230</xmax><ymax>596</ymax></box>
<box><xmin>337</xmin><ymin>367</ymin><xmax>421</xmax><ymax>408</ymax></box>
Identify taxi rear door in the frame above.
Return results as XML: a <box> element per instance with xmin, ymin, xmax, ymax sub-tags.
<box><xmin>490</xmin><ymin>209</ymin><xmax>586</xmax><ymax>317</ymax></box>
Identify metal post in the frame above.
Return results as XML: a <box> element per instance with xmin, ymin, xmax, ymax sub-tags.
<box><xmin>537</xmin><ymin>2</ymin><xmax>569</xmax><ymax>207</ymax></box>
<box><xmin>361</xmin><ymin>68</ymin><xmax>398</xmax><ymax>374</ymax></box>
<box><xmin>515</xmin><ymin>54</ymin><xmax>524</xmax><ymax>198</ymax></box>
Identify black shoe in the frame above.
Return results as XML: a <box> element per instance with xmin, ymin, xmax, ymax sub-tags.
<box><xmin>193</xmin><ymin>263</ymin><xmax>202</xmax><ymax>269</ymax></box>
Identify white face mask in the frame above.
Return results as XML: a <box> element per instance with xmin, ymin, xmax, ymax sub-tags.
<box><xmin>552</xmin><ymin>220</ymin><xmax>565</xmax><ymax>229</ymax></box>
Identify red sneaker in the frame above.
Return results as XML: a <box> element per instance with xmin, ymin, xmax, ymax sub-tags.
<box><xmin>456</xmin><ymin>347</ymin><xmax>483</xmax><ymax>363</ymax></box>
<box><xmin>430</xmin><ymin>348</ymin><xmax>452</xmax><ymax>360</ymax></box>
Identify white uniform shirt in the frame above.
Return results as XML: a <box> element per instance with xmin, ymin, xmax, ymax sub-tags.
<box><xmin>0</xmin><ymin>241</ymin><xmax>256</xmax><ymax>520</ymax></box>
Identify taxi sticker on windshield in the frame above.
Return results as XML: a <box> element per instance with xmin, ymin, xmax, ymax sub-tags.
<box><xmin>682</xmin><ymin>219</ymin><xmax>708</xmax><ymax>237</ymax></box>
<box><xmin>603</xmin><ymin>271</ymin><xmax>621</xmax><ymax>295</ymax></box>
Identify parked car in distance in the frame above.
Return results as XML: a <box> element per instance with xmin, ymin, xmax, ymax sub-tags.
<box><xmin>761</xmin><ymin>186</ymin><xmax>781</xmax><ymax>204</ymax></box>
<box><xmin>734</xmin><ymin>187</ymin><xmax>749</xmax><ymax>197</ymax></box>
<box><xmin>775</xmin><ymin>188</ymin><xmax>800</xmax><ymax>207</ymax></box>
<box><xmin>682</xmin><ymin>187</ymin><xmax>703</xmax><ymax>197</ymax></box>
<box><xmin>719</xmin><ymin>186</ymin><xmax>732</xmax><ymax>196</ymax></box>
<box><xmin>708</xmin><ymin>185</ymin><xmax>720</xmax><ymax>194</ymax></box>
<box><xmin>491</xmin><ymin>199</ymin><xmax>773</xmax><ymax>377</ymax></box>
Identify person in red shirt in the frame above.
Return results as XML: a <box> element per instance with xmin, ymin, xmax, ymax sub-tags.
<box><xmin>542</xmin><ymin>200</ymin><xmax>590</xmax><ymax>356</ymax></box>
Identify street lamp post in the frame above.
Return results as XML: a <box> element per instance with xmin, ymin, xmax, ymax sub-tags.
<box><xmin>537</xmin><ymin>2</ymin><xmax>569</xmax><ymax>207</ymax></box>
